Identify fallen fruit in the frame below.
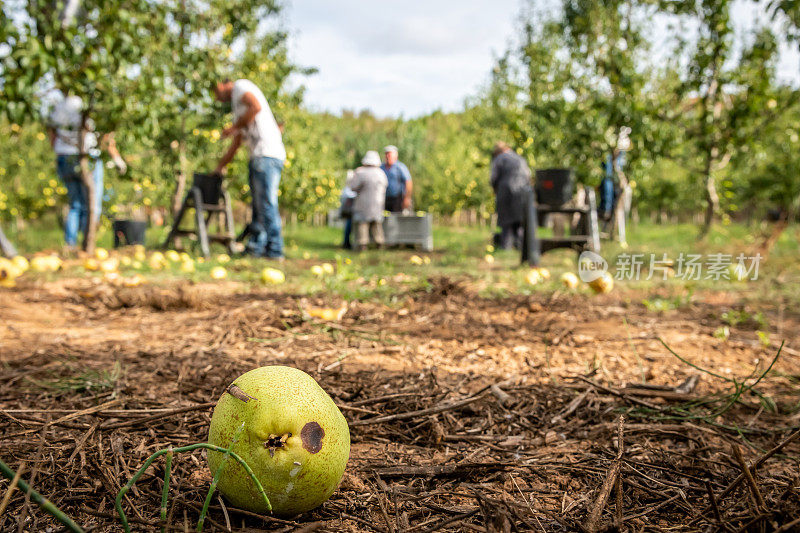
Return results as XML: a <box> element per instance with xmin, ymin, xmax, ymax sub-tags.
<box><xmin>30</xmin><ymin>255</ymin><xmax>62</xmax><ymax>272</ymax></box>
<box><xmin>310</xmin><ymin>265</ymin><xmax>324</xmax><ymax>276</ymax></box>
<box><xmin>11</xmin><ymin>256</ymin><xmax>29</xmax><ymax>273</ymax></box>
<box><xmin>261</xmin><ymin>267</ymin><xmax>286</xmax><ymax>284</ymax></box>
<box><xmin>560</xmin><ymin>272</ymin><xmax>579</xmax><ymax>289</ymax></box>
<box><xmin>306</xmin><ymin>305</ymin><xmax>348</xmax><ymax>321</ymax></box>
<box><xmin>133</xmin><ymin>245</ymin><xmax>147</xmax><ymax>262</ymax></box>
<box><xmin>409</xmin><ymin>255</ymin><xmax>423</xmax><ymax>265</ymax></box>
<box><xmin>83</xmin><ymin>258</ymin><xmax>100</xmax><ymax>271</ymax></box>
<box><xmin>180</xmin><ymin>260</ymin><xmax>195</xmax><ymax>273</ymax></box>
<box><xmin>589</xmin><ymin>272</ymin><xmax>614</xmax><ymax>294</ymax></box>
<box><xmin>207</xmin><ymin>366</ymin><xmax>350</xmax><ymax>516</ymax></box>
<box><xmin>123</xmin><ymin>274</ymin><xmax>146</xmax><ymax>288</ymax></box>
<box><xmin>165</xmin><ymin>250</ymin><xmax>181</xmax><ymax>262</ymax></box>
<box><xmin>99</xmin><ymin>258</ymin><xmax>120</xmax><ymax>273</ymax></box>
<box><xmin>217</xmin><ymin>253</ymin><xmax>231</xmax><ymax>264</ymax></box>
<box><xmin>95</xmin><ymin>247</ymin><xmax>109</xmax><ymax>260</ymax></box>
<box><xmin>321</xmin><ymin>263</ymin><xmax>334</xmax><ymax>275</ymax></box>
<box><xmin>537</xmin><ymin>267</ymin><xmax>551</xmax><ymax>280</ymax></box>
<box><xmin>525</xmin><ymin>269</ymin><xmax>541</xmax><ymax>285</ymax></box>
<box><xmin>210</xmin><ymin>266</ymin><xmax>227</xmax><ymax>280</ymax></box>
<box><xmin>0</xmin><ymin>258</ymin><xmax>18</xmax><ymax>288</ymax></box>
<box><xmin>484</xmin><ymin>254</ymin><xmax>495</xmax><ymax>264</ymax></box>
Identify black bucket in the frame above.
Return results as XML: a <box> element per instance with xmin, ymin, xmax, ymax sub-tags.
<box><xmin>535</xmin><ymin>168</ymin><xmax>574</xmax><ymax>206</ymax></box>
<box><xmin>193</xmin><ymin>172</ymin><xmax>223</xmax><ymax>205</ymax></box>
<box><xmin>113</xmin><ymin>219</ymin><xmax>147</xmax><ymax>247</ymax></box>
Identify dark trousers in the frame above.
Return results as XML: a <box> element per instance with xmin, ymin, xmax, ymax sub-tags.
<box><xmin>342</xmin><ymin>217</ymin><xmax>353</xmax><ymax>249</ymax></box>
<box><xmin>499</xmin><ymin>223</ymin><xmax>522</xmax><ymax>250</ymax></box>
<box><xmin>385</xmin><ymin>195</ymin><xmax>403</xmax><ymax>213</ymax></box>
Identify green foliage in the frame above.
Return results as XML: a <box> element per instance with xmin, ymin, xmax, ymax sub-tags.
<box><xmin>1</xmin><ymin>0</ymin><xmax>798</xmax><ymax>228</ymax></box>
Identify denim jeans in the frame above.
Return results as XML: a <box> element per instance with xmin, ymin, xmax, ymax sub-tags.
<box><xmin>247</xmin><ymin>156</ymin><xmax>284</xmax><ymax>258</ymax></box>
<box><xmin>57</xmin><ymin>155</ymin><xmax>104</xmax><ymax>246</ymax></box>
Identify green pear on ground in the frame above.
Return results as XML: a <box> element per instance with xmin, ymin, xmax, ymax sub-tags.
<box><xmin>207</xmin><ymin>366</ymin><xmax>350</xmax><ymax>516</ymax></box>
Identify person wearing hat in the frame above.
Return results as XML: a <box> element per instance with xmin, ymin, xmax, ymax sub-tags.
<box><xmin>346</xmin><ymin>151</ymin><xmax>388</xmax><ymax>251</ymax></box>
<box><xmin>381</xmin><ymin>145</ymin><xmax>413</xmax><ymax>213</ymax></box>
<box><xmin>490</xmin><ymin>141</ymin><xmax>532</xmax><ymax>249</ymax></box>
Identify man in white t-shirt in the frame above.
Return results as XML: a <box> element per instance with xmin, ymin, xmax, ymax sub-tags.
<box><xmin>214</xmin><ymin>78</ymin><xmax>286</xmax><ymax>259</ymax></box>
<box><xmin>47</xmin><ymin>94</ymin><xmax>126</xmax><ymax>249</ymax></box>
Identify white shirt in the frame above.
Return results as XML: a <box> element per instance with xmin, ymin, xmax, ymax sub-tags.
<box><xmin>48</xmin><ymin>95</ymin><xmax>99</xmax><ymax>156</ymax></box>
<box><xmin>232</xmin><ymin>79</ymin><xmax>285</xmax><ymax>161</ymax></box>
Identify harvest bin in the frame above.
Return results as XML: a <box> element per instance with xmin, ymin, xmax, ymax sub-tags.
<box><xmin>383</xmin><ymin>212</ymin><xmax>434</xmax><ymax>251</ymax></box>
<box><xmin>112</xmin><ymin>219</ymin><xmax>147</xmax><ymax>247</ymax></box>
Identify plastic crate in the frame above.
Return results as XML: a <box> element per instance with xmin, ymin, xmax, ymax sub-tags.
<box><xmin>535</xmin><ymin>168</ymin><xmax>574</xmax><ymax>207</ymax></box>
<box><xmin>383</xmin><ymin>213</ymin><xmax>433</xmax><ymax>251</ymax></box>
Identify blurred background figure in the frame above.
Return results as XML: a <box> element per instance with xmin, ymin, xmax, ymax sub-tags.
<box><xmin>340</xmin><ymin>170</ymin><xmax>357</xmax><ymax>249</ymax></box>
<box><xmin>214</xmin><ymin>78</ymin><xmax>286</xmax><ymax>259</ymax></box>
<box><xmin>48</xmin><ymin>94</ymin><xmax>126</xmax><ymax>252</ymax></box>
<box><xmin>381</xmin><ymin>145</ymin><xmax>413</xmax><ymax>213</ymax></box>
<box><xmin>346</xmin><ymin>151</ymin><xmax>388</xmax><ymax>251</ymax></box>
<box><xmin>490</xmin><ymin>142</ymin><xmax>531</xmax><ymax>250</ymax></box>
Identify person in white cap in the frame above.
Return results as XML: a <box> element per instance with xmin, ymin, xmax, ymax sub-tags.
<box><xmin>346</xmin><ymin>151</ymin><xmax>388</xmax><ymax>251</ymax></box>
<box><xmin>381</xmin><ymin>145</ymin><xmax>413</xmax><ymax>212</ymax></box>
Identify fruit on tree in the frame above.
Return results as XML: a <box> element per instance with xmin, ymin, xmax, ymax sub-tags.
<box><xmin>589</xmin><ymin>272</ymin><xmax>614</xmax><ymax>294</ymax></box>
<box><xmin>207</xmin><ymin>366</ymin><xmax>350</xmax><ymax>516</ymax></box>
<box><xmin>560</xmin><ymin>272</ymin><xmax>579</xmax><ymax>289</ymax></box>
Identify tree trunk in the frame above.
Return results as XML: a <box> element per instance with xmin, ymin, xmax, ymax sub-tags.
<box><xmin>172</xmin><ymin>137</ymin><xmax>189</xmax><ymax>218</ymax></box>
<box><xmin>0</xmin><ymin>223</ymin><xmax>17</xmax><ymax>258</ymax></box>
<box><xmin>699</xmin><ymin>167</ymin><xmax>719</xmax><ymax>239</ymax></box>
<box><xmin>78</xmin><ymin>121</ymin><xmax>98</xmax><ymax>254</ymax></box>
<box><xmin>80</xmin><ymin>154</ymin><xmax>98</xmax><ymax>254</ymax></box>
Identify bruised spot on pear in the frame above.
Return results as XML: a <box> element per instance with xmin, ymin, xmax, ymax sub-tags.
<box><xmin>301</xmin><ymin>422</ymin><xmax>324</xmax><ymax>454</ymax></box>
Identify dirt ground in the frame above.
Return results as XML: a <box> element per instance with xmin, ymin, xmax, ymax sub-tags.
<box><xmin>1</xmin><ymin>277</ymin><xmax>799</xmax><ymax>532</ymax></box>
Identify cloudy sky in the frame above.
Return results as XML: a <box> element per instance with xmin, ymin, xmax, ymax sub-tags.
<box><xmin>283</xmin><ymin>1</ymin><xmax>798</xmax><ymax>118</ymax></box>
<box><xmin>283</xmin><ymin>0</ymin><xmax>522</xmax><ymax>117</ymax></box>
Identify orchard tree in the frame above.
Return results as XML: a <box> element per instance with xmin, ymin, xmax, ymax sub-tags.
<box><xmin>1</xmin><ymin>0</ymin><xmax>161</xmax><ymax>253</ymax></box>
<box><xmin>134</xmin><ymin>0</ymin><xmax>300</xmax><ymax>218</ymax></box>
<box><xmin>659</xmin><ymin>0</ymin><xmax>785</xmax><ymax>237</ymax></box>
<box><xmin>558</xmin><ymin>0</ymin><xmax>663</xmax><ymax>244</ymax></box>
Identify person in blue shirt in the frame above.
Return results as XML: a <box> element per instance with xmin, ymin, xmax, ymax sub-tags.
<box><xmin>381</xmin><ymin>145</ymin><xmax>413</xmax><ymax>212</ymax></box>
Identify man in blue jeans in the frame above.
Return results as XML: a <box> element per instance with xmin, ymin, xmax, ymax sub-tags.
<box><xmin>48</xmin><ymin>95</ymin><xmax>126</xmax><ymax>250</ymax></box>
<box><xmin>214</xmin><ymin>79</ymin><xmax>286</xmax><ymax>259</ymax></box>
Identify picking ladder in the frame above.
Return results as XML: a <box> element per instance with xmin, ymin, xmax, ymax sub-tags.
<box><xmin>164</xmin><ymin>173</ymin><xmax>236</xmax><ymax>258</ymax></box>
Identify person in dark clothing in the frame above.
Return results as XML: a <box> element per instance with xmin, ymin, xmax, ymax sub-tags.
<box><xmin>490</xmin><ymin>142</ymin><xmax>532</xmax><ymax>250</ymax></box>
